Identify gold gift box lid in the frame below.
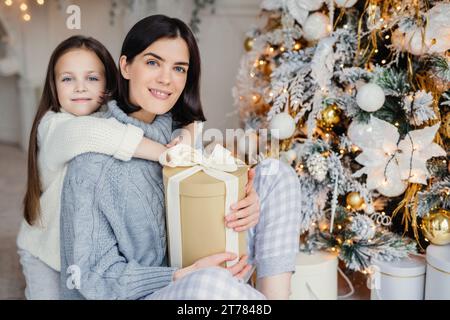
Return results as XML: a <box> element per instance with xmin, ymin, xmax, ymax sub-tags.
<box><xmin>163</xmin><ymin>166</ymin><xmax>248</xmax><ymax>197</ymax></box>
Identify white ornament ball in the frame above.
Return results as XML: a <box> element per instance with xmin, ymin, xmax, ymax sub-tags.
<box><xmin>303</xmin><ymin>12</ymin><xmax>331</xmax><ymax>42</ymax></box>
<box><xmin>377</xmin><ymin>180</ymin><xmax>408</xmax><ymax>197</ymax></box>
<box><xmin>347</xmin><ymin>120</ymin><xmax>378</xmax><ymax>148</ymax></box>
<box><xmin>297</xmin><ymin>0</ymin><xmax>324</xmax><ymax>11</ymax></box>
<box><xmin>335</xmin><ymin>0</ymin><xmax>358</xmax><ymax>8</ymax></box>
<box><xmin>356</xmin><ymin>83</ymin><xmax>386</xmax><ymax>112</ymax></box>
<box><xmin>269</xmin><ymin>112</ymin><xmax>296</xmax><ymax>140</ymax></box>
<box><xmin>405</xmin><ymin>29</ymin><xmax>428</xmax><ymax>56</ymax></box>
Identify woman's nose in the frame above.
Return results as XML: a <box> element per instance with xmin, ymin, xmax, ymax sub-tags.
<box><xmin>156</xmin><ymin>67</ymin><xmax>171</xmax><ymax>86</ymax></box>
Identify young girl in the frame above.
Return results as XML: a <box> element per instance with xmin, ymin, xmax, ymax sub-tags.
<box><xmin>17</xmin><ymin>35</ymin><xmax>192</xmax><ymax>300</ymax></box>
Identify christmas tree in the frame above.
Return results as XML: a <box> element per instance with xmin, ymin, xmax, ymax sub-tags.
<box><xmin>233</xmin><ymin>0</ymin><xmax>449</xmax><ymax>272</ymax></box>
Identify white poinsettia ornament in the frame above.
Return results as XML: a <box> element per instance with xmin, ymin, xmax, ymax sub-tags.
<box><xmin>349</xmin><ymin>117</ymin><xmax>445</xmax><ymax>197</ymax></box>
<box><xmin>397</xmin><ymin>123</ymin><xmax>446</xmax><ymax>184</ymax></box>
<box><xmin>261</xmin><ymin>0</ymin><xmax>324</xmax><ymax>26</ymax></box>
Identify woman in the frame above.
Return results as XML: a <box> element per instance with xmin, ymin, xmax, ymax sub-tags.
<box><xmin>60</xmin><ymin>15</ymin><xmax>301</xmax><ymax>300</ymax></box>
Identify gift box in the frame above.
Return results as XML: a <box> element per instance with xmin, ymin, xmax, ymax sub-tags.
<box><xmin>161</xmin><ymin>143</ymin><xmax>248</xmax><ymax>268</ymax></box>
<box><xmin>425</xmin><ymin>244</ymin><xmax>450</xmax><ymax>300</ymax></box>
<box><xmin>290</xmin><ymin>251</ymin><xmax>338</xmax><ymax>300</ymax></box>
<box><xmin>370</xmin><ymin>256</ymin><xmax>426</xmax><ymax>300</ymax></box>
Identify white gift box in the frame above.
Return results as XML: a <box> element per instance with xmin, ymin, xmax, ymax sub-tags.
<box><xmin>290</xmin><ymin>251</ymin><xmax>338</xmax><ymax>300</ymax></box>
<box><xmin>425</xmin><ymin>244</ymin><xmax>450</xmax><ymax>300</ymax></box>
<box><xmin>370</xmin><ymin>256</ymin><xmax>426</xmax><ymax>300</ymax></box>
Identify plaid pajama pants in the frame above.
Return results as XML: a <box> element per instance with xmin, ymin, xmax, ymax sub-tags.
<box><xmin>147</xmin><ymin>158</ymin><xmax>301</xmax><ymax>300</ymax></box>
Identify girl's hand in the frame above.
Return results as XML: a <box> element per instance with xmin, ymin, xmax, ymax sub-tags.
<box><xmin>173</xmin><ymin>253</ymin><xmax>252</xmax><ymax>281</ymax></box>
<box><xmin>166</xmin><ymin>135</ymin><xmax>183</xmax><ymax>148</ymax></box>
<box><xmin>225</xmin><ymin>168</ymin><xmax>260</xmax><ymax>232</ymax></box>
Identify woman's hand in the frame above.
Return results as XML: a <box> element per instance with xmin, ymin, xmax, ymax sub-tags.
<box><xmin>225</xmin><ymin>168</ymin><xmax>260</xmax><ymax>232</ymax></box>
<box><xmin>173</xmin><ymin>253</ymin><xmax>252</xmax><ymax>281</ymax></box>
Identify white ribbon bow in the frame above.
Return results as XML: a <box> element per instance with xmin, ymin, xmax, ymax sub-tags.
<box><xmin>159</xmin><ymin>143</ymin><xmax>244</xmax><ymax>172</ymax></box>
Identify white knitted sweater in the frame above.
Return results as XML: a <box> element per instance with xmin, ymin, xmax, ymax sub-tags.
<box><xmin>16</xmin><ymin>108</ymin><xmax>144</xmax><ymax>271</ymax></box>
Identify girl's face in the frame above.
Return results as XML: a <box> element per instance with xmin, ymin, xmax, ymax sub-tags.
<box><xmin>55</xmin><ymin>48</ymin><xmax>106</xmax><ymax>116</ymax></box>
<box><xmin>120</xmin><ymin>37</ymin><xmax>189</xmax><ymax>120</ymax></box>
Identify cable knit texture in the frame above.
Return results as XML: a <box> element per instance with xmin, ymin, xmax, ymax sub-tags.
<box><xmin>17</xmin><ymin>105</ymin><xmax>145</xmax><ymax>271</ymax></box>
<box><xmin>60</xmin><ymin>100</ymin><xmax>177</xmax><ymax>300</ymax></box>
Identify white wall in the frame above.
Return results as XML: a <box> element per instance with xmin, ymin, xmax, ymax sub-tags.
<box><xmin>0</xmin><ymin>75</ymin><xmax>20</xmax><ymax>144</ymax></box>
<box><xmin>0</xmin><ymin>0</ymin><xmax>260</xmax><ymax>150</ymax></box>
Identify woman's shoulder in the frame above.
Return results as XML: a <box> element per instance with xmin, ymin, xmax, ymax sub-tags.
<box><xmin>65</xmin><ymin>152</ymin><xmax>113</xmax><ymax>187</ymax></box>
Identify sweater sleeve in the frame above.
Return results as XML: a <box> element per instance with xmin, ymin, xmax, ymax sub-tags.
<box><xmin>61</xmin><ymin>154</ymin><xmax>177</xmax><ymax>300</ymax></box>
<box><xmin>39</xmin><ymin>113</ymin><xmax>144</xmax><ymax>171</ymax></box>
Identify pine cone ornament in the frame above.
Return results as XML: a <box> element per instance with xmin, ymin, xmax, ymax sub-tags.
<box><xmin>350</xmin><ymin>214</ymin><xmax>376</xmax><ymax>241</ymax></box>
<box><xmin>306</xmin><ymin>153</ymin><xmax>328</xmax><ymax>182</ymax></box>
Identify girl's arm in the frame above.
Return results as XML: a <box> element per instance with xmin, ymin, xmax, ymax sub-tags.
<box><xmin>166</xmin><ymin>122</ymin><xmax>198</xmax><ymax>148</ymax></box>
<box><xmin>39</xmin><ymin>113</ymin><xmax>166</xmax><ymax>171</ymax></box>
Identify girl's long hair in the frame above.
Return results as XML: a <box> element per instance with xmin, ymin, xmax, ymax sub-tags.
<box><xmin>23</xmin><ymin>35</ymin><xmax>118</xmax><ymax>225</ymax></box>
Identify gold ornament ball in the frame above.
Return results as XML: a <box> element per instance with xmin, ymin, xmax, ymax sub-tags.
<box><xmin>257</xmin><ymin>59</ymin><xmax>273</xmax><ymax>76</ymax></box>
<box><xmin>421</xmin><ymin>209</ymin><xmax>450</xmax><ymax>245</ymax></box>
<box><xmin>320</xmin><ymin>104</ymin><xmax>341</xmax><ymax>129</ymax></box>
<box><xmin>346</xmin><ymin>192</ymin><xmax>365</xmax><ymax>211</ymax></box>
<box><xmin>244</xmin><ymin>37</ymin><xmax>254</xmax><ymax>52</ymax></box>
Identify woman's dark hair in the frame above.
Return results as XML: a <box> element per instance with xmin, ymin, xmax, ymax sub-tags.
<box><xmin>116</xmin><ymin>14</ymin><xmax>206</xmax><ymax>126</ymax></box>
<box><xmin>23</xmin><ymin>35</ymin><xmax>118</xmax><ymax>225</ymax></box>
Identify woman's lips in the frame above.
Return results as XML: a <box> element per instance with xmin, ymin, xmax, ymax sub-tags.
<box><xmin>149</xmin><ymin>88</ymin><xmax>171</xmax><ymax>100</ymax></box>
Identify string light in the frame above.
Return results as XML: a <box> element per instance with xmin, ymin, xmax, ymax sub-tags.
<box><xmin>374</xmin><ymin>49</ymin><xmax>379</xmax><ymax>53</ymax></box>
<box><xmin>385</xmin><ymin>35</ymin><xmax>390</xmax><ymax>40</ymax></box>
<box><xmin>20</xmin><ymin>3</ymin><xmax>27</xmax><ymax>11</ymax></box>
<box><xmin>23</xmin><ymin>13</ymin><xmax>31</xmax><ymax>21</ymax></box>
<box><xmin>37</xmin><ymin>0</ymin><xmax>44</xmax><ymax>4</ymax></box>
<box><xmin>381</xmin><ymin>59</ymin><xmax>386</xmax><ymax>64</ymax></box>
<box><xmin>5</xmin><ymin>0</ymin><xmax>13</xmax><ymax>6</ymax></box>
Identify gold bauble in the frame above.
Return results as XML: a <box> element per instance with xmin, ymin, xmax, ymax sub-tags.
<box><xmin>244</xmin><ymin>37</ymin><xmax>254</xmax><ymax>52</ymax></box>
<box><xmin>346</xmin><ymin>192</ymin><xmax>365</xmax><ymax>211</ymax></box>
<box><xmin>421</xmin><ymin>209</ymin><xmax>450</xmax><ymax>245</ymax></box>
<box><xmin>320</xmin><ymin>104</ymin><xmax>341</xmax><ymax>130</ymax></box>
<box><xmin>440</xmin><ymin>112</ymin><xmax>450</xmax><ymax>139</ymax></box>
<box><xmin>256</xmin><ymin>59</ymin><xmax>273</xmax><ymax>76</ymax></box>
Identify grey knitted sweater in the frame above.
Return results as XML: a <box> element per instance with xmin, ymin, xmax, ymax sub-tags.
<box><xmin>60</xmin><ymin>100</ymin><xmax>178</xmax><ymax>300</ymax></box>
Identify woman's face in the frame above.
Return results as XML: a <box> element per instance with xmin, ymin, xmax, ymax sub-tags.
<box><xmin>55</xmin><ymin>48</ymin><xmax>106</xmax><ymax>116</ymax></box>
<box><xmin>120</xmin><ymin>37</ymin><xmax>189</xmax><ymax>118</ymax></box>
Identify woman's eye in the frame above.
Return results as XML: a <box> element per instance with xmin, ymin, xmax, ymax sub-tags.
<box><xmin>147</xmin><ymin>60</ymin><xmax>158</xmax><ymax>66</ymax></box>
<box><xmin>174</xmin><ymin>66</ymin><xmax>186</xmax><ymax>73</ymax></box>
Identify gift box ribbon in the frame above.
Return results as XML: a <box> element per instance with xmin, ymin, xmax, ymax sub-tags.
<box><xmin>159</xmin><ymin>143</ymin><xmax>245</xmax><ymax>268</ymax></box>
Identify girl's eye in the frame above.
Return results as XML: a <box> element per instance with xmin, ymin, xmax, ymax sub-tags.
<box><xmin>88</xmin><ymin>76</ymin><xmax>99</xmax><ymax>81</ymax></box>
<box><xmin>147</xmin><ymin>60</ymin><xmax>158</xmax><ymax>66</ymax></box>
<box><xmin>174</xmin><ymin>66</ymin><xmax>186</xmax><ymax>73</ymax></box>
<box><xmin>62</xmin><ymin>77</ymin><xmax>72</xmax><ymax>82</ymax></box>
